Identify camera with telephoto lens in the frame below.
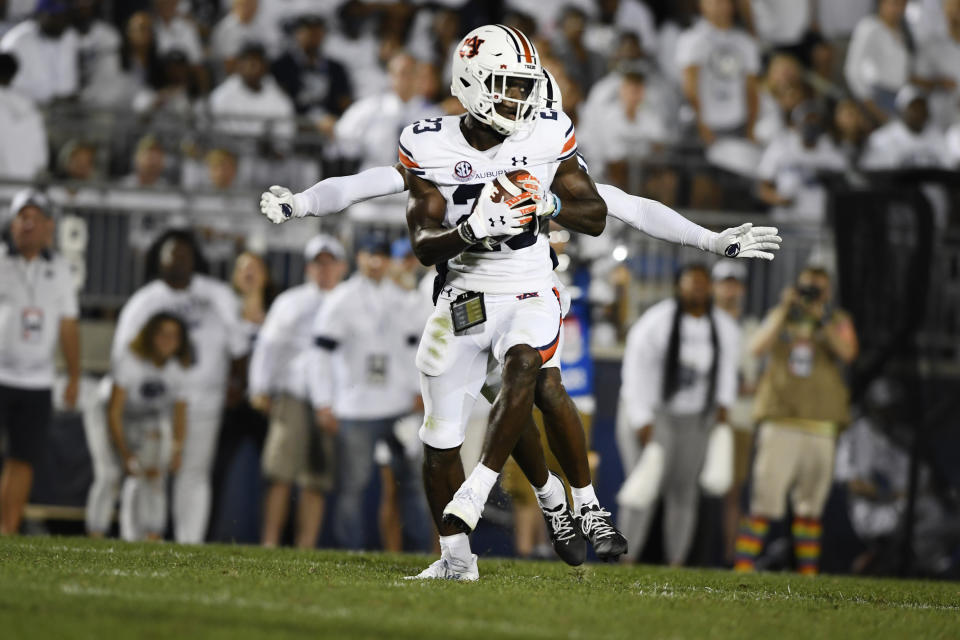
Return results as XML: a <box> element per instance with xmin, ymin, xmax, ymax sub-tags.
<box><xmin>797</xmin><ymin>285</ymin><xmax>822</xmax><ymax>303</ymax></box>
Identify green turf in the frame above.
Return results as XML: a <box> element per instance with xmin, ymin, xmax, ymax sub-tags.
<box><xmin>1</xmin><ymin>537</ymin><xmax>958</xmax><ymax>639</ymax></box>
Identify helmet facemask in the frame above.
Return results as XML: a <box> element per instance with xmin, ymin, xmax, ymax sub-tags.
<box><xmin>483</xmin><ymin>71</ymin><xmax>542</xmax><ymax>135</ymax></box>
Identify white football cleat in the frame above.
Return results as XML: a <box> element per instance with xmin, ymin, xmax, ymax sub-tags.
<box><xmin>404</xmin><ymin>554</ymin><xmax>479</xmax><ymax>581</ymax></box>
<box><xmin>442</xmin><ymin>486</ymin><xmax>485</xmax><ymax>532</ymax></box>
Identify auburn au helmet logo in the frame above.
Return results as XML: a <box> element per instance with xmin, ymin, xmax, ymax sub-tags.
<box><xmin>459</xmin><ymin>36</ymin><xmax>484</xmax><ymax>59</ymax></box>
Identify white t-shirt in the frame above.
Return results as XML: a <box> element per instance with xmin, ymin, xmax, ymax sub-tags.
<box><xmin>112</xmin><ymin>348</ymin><xmax>187</xmax><ymax>425</ymax></box>
<box><xmin>748</xmin><ymin>0</ymin><xmax>811</xmax><ymax>47</ymax></box>
<box><xmin>583</xmin><ymin>0</ymin><xmax>658</xmax><ymax>57</ymax></box>
<box><xmin>620</xmin><ymin>298</ymin><xmax>740</xmax><ymax>430</ymax></box>
<box><xmin>0</xmin><ymin>248</ymin><xmax>79</xmax><ymax>389</ymax></box>
<box><xmin>860</xmin><ymin>120</ymin><xmax>951</xmax><ymax>170</ymax></box>
<box><xmin>0</xmin><ymin>87</ymin><xmax>48</xmax><ymax>180</ymax></box>
<box><xmin>335</xmin><ymin>92</ymin><xmax>442</xmax><ymax>170</ymax></box>
<box><xmin>248</xmin><ymin>281</ymin><xmax>329</xmax><ymax>399</ymax></box>
<box><xmin>210</xmin><ymin>13</ymin><xmax>279</xmax><ymax>62</ymax></box>
<box><xmin>154</xmin><ymin>16</ymin><xmax>203</xmax><ymax>64</ymax></box>
<box><xmin>816</xmin><ymin>0</ymin><xmax>874</xmax><ymax>40</ymax></box>
<box><xmin>947</xmin><ymin>122</ymin><xmax>960</xmax><ymax>167</ymax></box>
<box><xmin>675</xmin><ymin>21</ymin><xmax>761</xmax><ymax>131</ymax></box>
<box><xmin>580</xmin><ymin>79</ymin><xmax>673</xmax><ymax>170</ymax></box>
<box><xmin>208</xmin><ymin>75</ymin><xmax>296</xmax><ymax>138</ymax></box>
<box><xmin>756</xmin><ymin>131</ymin><xmax>848</xmax><ymax>222</ymax></box>
<box><xmin>844</xmin><ymin>15</ymin><xmax>911</xmax><ymax>101</ymax></box>
<box><xmin>76</xmin><ymin>21</ymin><xmax>121</xmax><ymax>90</ymax></box>
<box><xmin>309</xmin><ymin>274</ymin><xmax>420</xmax><ymax>420</ymax></box>
<box><xmin>398</xmin><ymin>111</ymin><xmax>577</xmax><ymax>295</ymax></box>
<box><xmin>915</xmin><ymin>36</ymin><xmax>960</xmax><ymax>128</ymax></box>
<box><xmin>0</xmin><ymin>21</ymin><xmax>79</xmax><ymax>104</ymax></box>
<box><xmin>111</xmin><ymin>275</ymin><xmax>248</xmax><ymax>412</ymax></box>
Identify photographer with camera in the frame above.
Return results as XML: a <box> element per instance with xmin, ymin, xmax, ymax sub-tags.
<box><xmin>734</xmin><ymin>266</ymin><xmax>858</xmax><ymax>575</ymax></box>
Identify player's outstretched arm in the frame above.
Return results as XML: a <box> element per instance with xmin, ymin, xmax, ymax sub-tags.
<box><xmin>546</xmin><ymin>156</ymin><xmax>607</xmax><ymax>236</ymax></box>
<box><xmin>259</xmin><ymin>165</ymin><xmax>408</xmax><ymax>223</ymax></box>
<box><xmin>596</xmin><ymin>183</ymin><xmax>782</xmax><ymax>260</ymax></box>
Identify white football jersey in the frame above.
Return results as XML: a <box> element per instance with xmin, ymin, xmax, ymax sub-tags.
<box><xmin>398</xmin><ymin>110</ymin><xmax>578</xmax><ymax>295</ymax></box>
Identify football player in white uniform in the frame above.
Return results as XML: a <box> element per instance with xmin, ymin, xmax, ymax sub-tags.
<box><xmin>260</xmin><ymin>44</ymin><xmax>781</xmax><ymax>579</ymax></box>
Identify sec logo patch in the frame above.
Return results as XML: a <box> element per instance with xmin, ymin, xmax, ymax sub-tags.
<box><xmin>453</xmin><ymin>161</ymin><xmax>474</xmax><ymax>181</ymax></box>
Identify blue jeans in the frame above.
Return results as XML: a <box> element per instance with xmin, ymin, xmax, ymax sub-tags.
<box><xmin>333</xmin><ymin>416</ymin><xmax>431</xmax><ymax>550</ymax></box>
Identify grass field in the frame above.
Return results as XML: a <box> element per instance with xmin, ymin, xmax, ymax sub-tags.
<box><xmin>1</xmin><ymin>537</ymin><xmax>958</xmax><ymax>639</ymax></box>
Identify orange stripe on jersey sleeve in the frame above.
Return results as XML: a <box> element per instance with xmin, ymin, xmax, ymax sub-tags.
<box><xmin>560</xmin><ymin>133</ymin><xmax>577</xmax><ymax>155</ymax></box>
<box><xmin>398</xmin><ymin>149</ymin><xmax>420</xmax><ymax>169</ymax></box>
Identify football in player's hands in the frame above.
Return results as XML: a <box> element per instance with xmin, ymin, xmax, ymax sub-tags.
<box><xmin>466</xmin><ymin>171</ymin><xmax>543</xmax><ymax>242</ymax></box>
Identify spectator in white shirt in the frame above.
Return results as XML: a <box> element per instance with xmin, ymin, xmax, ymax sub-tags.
<box><xmin>757</xmin><ymin>102</ymin><xmax>848</xmax><ymax>223</ymax></box>
<box><xmin>0</xmin><ymin>0</ymin><xmax>78</xmax><ymax>104</ymax></box>
<box><xmin>617</xmin><ymin>263</ymin><xmax>740</xmax><ymax>566</ymax></box>
<box><xmin>584</xmin><ymin>0</ymin><xmax>659</xmax><ymax>59</ymax></box>
<box><xmin>861</xmin><ymin>87</ymin><xmax>951</xmax><ymax>169</ymax></box>
<box><xmin>0</xmin><ymin>189</ymin><xmax>80</xmax><ymax>535</ymax></box>
<box><xmin>913</xmin><ymin>0</ymin><xmax>960</xmax><ymax>128</ymax></box>
<box><xmin>85</xmin><ymin>312</ymin><xmax>191</xmax><ymax>541</ymax></box>
<box><xmin>580</xmin><ymin>67</ymin><xmax>674</xmax><ymax>190</ymax></box>
<box><xmin>71</xmin><ymin>0</ymin><xmax>121</xmax><ymax>104</ymax></box>
<box><xmin>210</xmin><ymin>0</ymin><xmax>278</xmax><ymax>77</ymax></box>
<box><xmin>844</xmin><ymin>0</ymin><xmax>913</xmax><ymax>123</ymax></box>
<box><xmin>209</xmin><ymin>42</ymin><xmax>295</xmax><ymax>139</ymax></box>
<box><xmin>738</xmin><ymin>0</ymin><xmax>812</xmax><ymax>52</ymax></box>
<box><xmin>151</xmin><ymin>0</ymin><xmax>207</xmax><ymax>92</ymax></box>
<box><xmin>333</xmin><ymin>51</ymin><xmax>442</xmax><ymax>170</ymax></box>
<box><xmin>249</xmin><ymin>235</ymin><xmax>347</xmax><ymax>549</ymax></box>
<box><xmin>677</xmin><ymin>0</ymin><xmax>761</xmax><ymax>145</ymax></box>
<box><xmin>309</xmin><ymin>235</ymin><xmax>431</xmax><ymax>551</ymax></box>
<box><xmin>815</xmin><ymin>0</ymin><xmax>875</xmax><ymax>42</ymax></box>
<box><xmin>112</xmin><ymin>230</ymin><xmax>248</xmax><ymax>543</ymax></box>
<box><xmin>0</xmin><ymin>54</ymin><xmax>48</xmax><ymax>180</ymax></box>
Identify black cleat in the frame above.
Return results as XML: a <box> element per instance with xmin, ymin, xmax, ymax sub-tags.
<box><xmin>576</xmin><ymin>504</ymin><xmax>628</xmax><ymax>561</ymax></box>
<box><xmin>542</xmin><ymin>502</ymin><xmax>587</xmax><ymax>566</ymax></box>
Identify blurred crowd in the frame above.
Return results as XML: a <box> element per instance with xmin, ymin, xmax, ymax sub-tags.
<box><xmin>0</xmin><ymin>0</ymin><xmax>959</xmax><ymax>578</ymax></box>
<box><xmin>0</xmin><ymin>0</ymin><xmax>958</xmax><ymax>219</ymax></box>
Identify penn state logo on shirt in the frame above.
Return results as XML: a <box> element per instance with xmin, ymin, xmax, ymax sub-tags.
<box><xmin>453</xmin><ymin>160</ymin><xmax>474</xmax><ymax>182</ymax></box>
<box><xmin>140</xmin><ymin>379</ymin><xmax>167</xmax><ymax>399</ymax></box>
<box><xmin>706</xmin><ymin>44</ymin><xmax>745</xmax><ymax>82</ymax></box>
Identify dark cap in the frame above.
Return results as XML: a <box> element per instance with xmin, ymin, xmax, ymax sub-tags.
<box><xmin>356</xmin><ymin>234</ymin><xmax>392</xmax><ymax>256</ymax></box>
<box><xmin>237</xmin><ymin>41</ymin><xmax>268</xmax><ymax>60</ymax></box>
<box><xmin>35</xmin><ymin>0</ymin><xmax>69</xmax><ymax>14</ymax></box>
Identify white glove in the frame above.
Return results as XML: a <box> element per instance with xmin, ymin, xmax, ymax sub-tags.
<box><xmin>259</xmin><ymin>185</ymin><xmax>302</xmax><ymax>224</ymax></box>
<box><xmin>708</xmin><ymin>223</ymin><xmax>782</xmax><ymax>260</ymax></box>
<box><xmin>458</xmin><ymin>173</ymin><xmax>538</xmax><ymax>245</ymax></box>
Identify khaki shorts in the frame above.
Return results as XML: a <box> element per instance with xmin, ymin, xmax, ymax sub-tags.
<box><xmin>749</xmin><ymin>421</ymin><xmax>836</xmax><ymax>520</ymax></box>
<box><xmin>261</xmin><ymin>394</ymin><xmax>335</xmax><ymax>492</ymax></box>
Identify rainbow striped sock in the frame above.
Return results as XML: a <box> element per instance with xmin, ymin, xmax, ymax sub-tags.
<box><xmin>734</xmin><ymin>516</ymin><xmax>769</xmax><ymax>572</ymax></box>
<box><xmin>792</xmin><ymin>517</ymin><xmax>823</xmax><ymax>576</ymax></box>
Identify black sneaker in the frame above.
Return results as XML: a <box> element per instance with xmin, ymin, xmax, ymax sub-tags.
<box><xmin>576</xmin><ymin>504</ymin><xmax>628</xmax><ymax>562</ymax></box>
<box><xmin>542</xmin><ymin>502</ymin><xmax>587</xmax><ymax>566</ymax></box>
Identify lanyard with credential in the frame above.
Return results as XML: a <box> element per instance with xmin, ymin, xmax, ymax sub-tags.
<box><xmin>12</xmin><ymin>257</ymin><xmax>46</xmax><ymax>344</ymax></box>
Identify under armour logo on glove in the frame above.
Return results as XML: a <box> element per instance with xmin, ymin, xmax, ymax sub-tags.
<box><xmin>488</xmin><ymin>216</ymin><xmax>506</xmax><ymax>227</ymax></box>
<box><xmin>724</xmin><ymin>242</ymin><xmax>740</xmax><ymax>257</ymax></box>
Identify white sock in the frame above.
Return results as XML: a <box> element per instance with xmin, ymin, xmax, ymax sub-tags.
<box><xmin>439</xmin><ymin>533</ymin><xmax>471</xmax><ymax>564</ymax></box>
<box><xmin>463</xmin><ymin>463</ymin><xmax>499</xmax><ymax>504</ymax></box>
<box><xmin>571</xmin><ymin>484</ymin><xmax>598</xmax><ymax>514</ymax></box>
<box><xmin>534</xmin><ymin>473</ymin><xmax>566</xmax><ymax>511</ymax></box>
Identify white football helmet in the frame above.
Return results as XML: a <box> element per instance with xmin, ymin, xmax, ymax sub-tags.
<box><xmin>450</xmin><ymin>24</ymin><xmax>545</xmax><ymax>136</ymax></box>
<box><xmin>540</xmin><ymin>67</ymin><xmax>563</xmax><ymax>112</ymax></box>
